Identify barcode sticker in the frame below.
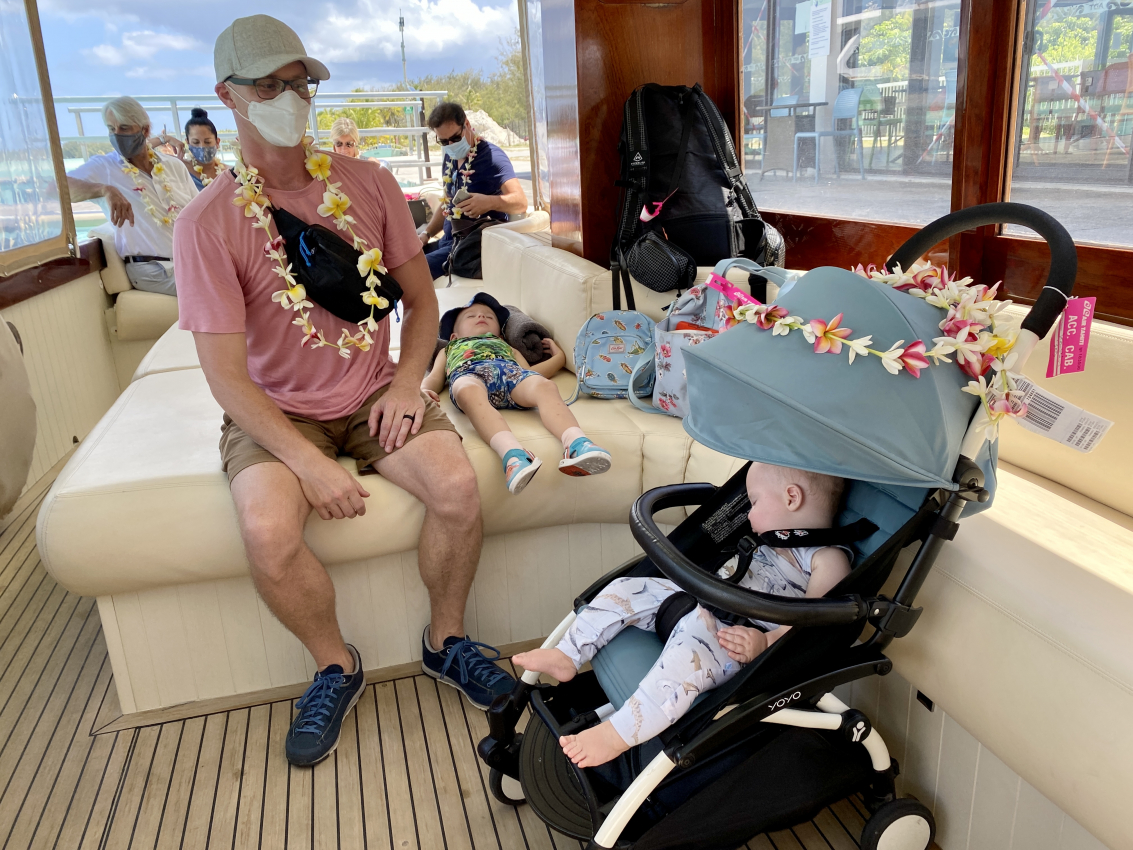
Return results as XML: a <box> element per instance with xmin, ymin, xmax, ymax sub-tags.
<box><xmin>1010</xmin><ymin>375</ymin><xmax>1113</xmax><ymax>453</ymax></box>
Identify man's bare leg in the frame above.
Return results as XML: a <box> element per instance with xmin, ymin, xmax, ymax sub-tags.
<box><xmin>374</xmin><ymin>430</ymin><xmax>482</xmax><ymax>642</ymax></box>
<box><xmin>230</xmin><ymin>461</ymin><xmax>353</xmax><ymax>672</ymax></box>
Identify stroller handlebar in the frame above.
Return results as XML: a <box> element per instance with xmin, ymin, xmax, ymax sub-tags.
<box><xmin>886</xmin><ymin>202</ymin><xmax>1077</xmax><ymax>341</ymax></box>
<box><xmin>629</xmin><ymin>485</ymin><xmax>869</xmax><ymax>628</ymax></box>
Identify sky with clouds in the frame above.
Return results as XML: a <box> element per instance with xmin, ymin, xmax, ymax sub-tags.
<box><xmin>39</xmin><ymin>0</ymin><xmax>518</xmax><ymax>136</ymax></box>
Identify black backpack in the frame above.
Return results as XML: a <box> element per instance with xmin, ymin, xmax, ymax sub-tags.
<box><xmin>612</xmin><ymin>83</ymin><xmax>785</xmax><ymax>297</ymax></box>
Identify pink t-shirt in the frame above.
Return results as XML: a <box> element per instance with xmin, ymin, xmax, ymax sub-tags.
<box><xmin>174</xmin><ymin>153</ymin><xmax>420</xmax><ymax>420</ymax></box>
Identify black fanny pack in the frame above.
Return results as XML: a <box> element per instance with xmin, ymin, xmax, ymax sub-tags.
<box><xmin>445</xmin><ymin>217</ymin><xmax>499</xmax><ymax>281</ymax></box>
<box><xmin>272</xmin><ymin>206</ymin><xmax>403</xmax><ymax>324</ymax></box>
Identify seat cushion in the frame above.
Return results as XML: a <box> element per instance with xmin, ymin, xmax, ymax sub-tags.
<box><xmin>591</xmin><ymin>628</ymin><xmax>664</xmax><ymax>710</ymax></box>
<box><xmin>132</xmin><ymin>325</ymin><xmax>200</xmax><ymax>381</ymax></box>
<box><xmin>884</xmin><ymin>466</ymin><xmax>1133</xmax><ymax>850</ymax></box>
<box><xmin>114</xmin><ymin>289</ymin><xmax>179</xmax><ymax>342</ymax></box>
<box><xmin>39</xmin><ymin>366</ymin><xmax>655</xmax><ymax>598</ymax></box>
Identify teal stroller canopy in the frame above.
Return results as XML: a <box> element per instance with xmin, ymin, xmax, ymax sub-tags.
<box><xmin>683</xmin><ymin>266</ymin><xmax>989</xmax><ymax>492</ymax></box>
<box><xmin>683</xmin><ymin>203</ymin><xmax>1080</xmax><ymax>507</ymax></box>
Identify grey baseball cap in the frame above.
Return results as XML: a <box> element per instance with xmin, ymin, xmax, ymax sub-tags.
<box><xmin>214</xmin><ymin>15</ymin><xmax>330</xmax><ymax>84</ymax></box>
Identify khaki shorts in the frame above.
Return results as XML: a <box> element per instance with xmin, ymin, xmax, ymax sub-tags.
<box><xmin>219</xmin><ymin>386</ymin><xmax>458</xmax><ymax>482</ymax></box>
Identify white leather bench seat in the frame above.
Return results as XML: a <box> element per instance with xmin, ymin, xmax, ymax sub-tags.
<box><xmin>38</xmin><ymin>366</ymin><xmax>684</xmax><ymax>598</ymax></box>
<box><xmin>886</xmin><ymin>463</ymin><xmax>1133</xmax><ymax>850</ymax></box>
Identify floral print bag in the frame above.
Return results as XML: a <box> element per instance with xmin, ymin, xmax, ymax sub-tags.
<box><xmin>630</xmin><ymin>281</ymin><xmax>742</xmax><ymax>417</ymax></box>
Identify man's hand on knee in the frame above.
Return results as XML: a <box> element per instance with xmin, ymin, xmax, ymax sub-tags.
<box><xmin>295</xmin><ymin>453</ymin><xmax>371</xmax><ymax>520</ymax></box>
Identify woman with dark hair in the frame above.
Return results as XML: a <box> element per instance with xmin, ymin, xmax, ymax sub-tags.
<box><xmin>184</xmin><ymin>107</ymin><xmax>225</xmax><ymax>190</ymax></box>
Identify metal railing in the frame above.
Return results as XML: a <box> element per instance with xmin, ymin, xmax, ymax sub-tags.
<box><xmin>47</xmin><ymin>90</ymin><xmax>448</xmax><ymax>184</ymax></box>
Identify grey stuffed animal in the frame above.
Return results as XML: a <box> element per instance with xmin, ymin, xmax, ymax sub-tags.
<box><xmin>501</xmin><ymin>305</ymin><xmax>553</xmax><ymax>365</ymax></box>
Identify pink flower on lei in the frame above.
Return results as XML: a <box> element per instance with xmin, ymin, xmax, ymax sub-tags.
<box><xmin>808</xmin><ymin>313</ymin><xmax>853</xmax><ymax>354</ymax></box>
<box><xmin>752</xmin><ymin>304</ymin><xmax>789</xmax><ymax>330</ymax></box>
<box><xmin>263</xmin><ymin>235</ymin><xmax>285</xmax><ymax>258</ymax></box>
<box><xmin>959</xmin><ymin>352</ymin><xmax>996</xmax><ymax>379</ymax></box>
<box><xmin>897</xmin><ymin>340</ymin><xmax>930</xmax><ymax>378</ymax></box>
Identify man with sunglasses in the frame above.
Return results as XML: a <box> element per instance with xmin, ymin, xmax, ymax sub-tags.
<box><xmin>173</xmin><ymin>15</ymin><xmax>514</xmax><ymax>768</ymax></box>
<box><xmin>419</xmin><ymin>102</ymin><xmax>528</xmax><ymax>279</ymax></box>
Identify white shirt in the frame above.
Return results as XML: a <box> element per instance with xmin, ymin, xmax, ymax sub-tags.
<box><xmin>69</xmin><ymin>150</ymin><xmax>198</xmax><ymax>259</ymax></box>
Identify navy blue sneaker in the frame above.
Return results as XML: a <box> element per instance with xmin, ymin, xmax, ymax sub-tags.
<box><xmin>420</xmin><ymin>628</ymin><xmax>516</xmax><ymax>710</ymax></box>
<box><xmin>286</xmin><ymin>644</ymin><xmax>365</xmax><ymax>766</ymax></box>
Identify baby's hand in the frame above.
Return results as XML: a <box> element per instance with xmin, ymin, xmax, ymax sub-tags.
<box><xmin>542</xmin><ymin>337</ymin><xmax>560</xmax><ymax>355</ymax></box>
<box><xmin>716</xmin><ymin>625</ymin><xmax>768</xmax><ymax>664</ymax></box>
<box><xmin>421</xmin><ymin>387</ymin><xmax>440</xmax><ymax>403</ymax></box>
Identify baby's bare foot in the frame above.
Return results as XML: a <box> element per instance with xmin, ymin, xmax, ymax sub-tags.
<box><xmin>512</xmin><ymin>648</ymin><xmax>577</xmax><ymax>683</ymax></box>
<box><xmin>559</xmin><ymin>721</ymin><xmax>631</xmax><ymax>768</ymax></box>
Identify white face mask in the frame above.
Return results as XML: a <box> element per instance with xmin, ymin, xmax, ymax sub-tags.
<box><xmin>228</xmin><ymin>86</ymin><xmax>310</xmax><ymax>148</ymax></box>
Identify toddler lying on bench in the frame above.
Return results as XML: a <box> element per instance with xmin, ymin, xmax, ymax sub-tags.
<box><xmin>515</xmin><ymin>462</ymin><xmax>851</xmax><ymax>767</ymax></box>
<box><xmin>423</xmin><ymin>293</ymin><xmax>612</xmax><ymax>493</ymax></box>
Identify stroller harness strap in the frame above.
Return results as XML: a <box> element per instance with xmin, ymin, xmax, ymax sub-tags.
<box><xmin>752</xmin><ymin>518</ymin><xmax>879</xmax><ymax>551</ymax></box>
<box><xmin>654</xmin><ymin>519</ymin><xmax>879</xmax><ymax>643</ymax></box>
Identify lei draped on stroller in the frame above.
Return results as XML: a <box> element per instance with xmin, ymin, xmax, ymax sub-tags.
<box><xmin>477</xmin><ymin>203</ymin><xmax>1077</xmax><ymax>850</ymax></box>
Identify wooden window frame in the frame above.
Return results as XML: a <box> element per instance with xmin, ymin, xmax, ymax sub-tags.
<box><xmin>754</xmin><ymin>0</ymin><xmax>1133</xmax><ymax>327</ymax></box>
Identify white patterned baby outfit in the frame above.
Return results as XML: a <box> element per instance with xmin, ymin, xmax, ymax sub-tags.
<box><xmin>556</xmin><ymin>545</ymin><xmax>839</xmax><ymax>748</ymax></box>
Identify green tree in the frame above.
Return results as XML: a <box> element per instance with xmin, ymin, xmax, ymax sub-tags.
<box><xmin>858</xmin><ymin>13</ymin><xmax>913</xmax><ymax>80</ymax></box>
<box><xmin>1035</xmin><ymin>15</ymin><xmax>1096</xmax><ymax>67</ymax></box>
<box><xmin>482</xmin><ymin>31</ymin><xmax>529</xmax><ymax>137</ymax></box>
<box><xmin>316</xmin><ymin>94</ymin><xmax>410</xmax><ymax>153</ymax></box>
<box><xmin>407</xmin><ymin>29</ymin><xmax>529</xmax><ymax>139</ymax></box>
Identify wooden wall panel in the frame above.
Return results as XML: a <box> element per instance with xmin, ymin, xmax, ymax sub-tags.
<box><xmin>543</xmin><ymin>0</ymin><xmax>740</xmax><ymax>263</ymax></box>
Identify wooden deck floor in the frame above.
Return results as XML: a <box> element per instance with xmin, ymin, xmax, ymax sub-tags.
<box><xmin>0</xmin><ymin>477</ymin><xmax>880</xmax><ymax>850</ymax></box>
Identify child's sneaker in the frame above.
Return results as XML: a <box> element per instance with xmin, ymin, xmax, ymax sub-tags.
<box><xmin>558</xmin><ymin>437</ymin><xmax>612</xmax><ymax>477</ymax></box>
<box><xmin>503</xmin><ymin>449</ymin><xmax>541</xmax><ymax>493</ymax></box>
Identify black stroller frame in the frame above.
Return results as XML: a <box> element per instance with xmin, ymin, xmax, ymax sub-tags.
<box><xmin>477</xmin><ymin>204</ymin><xmax>1077</xmax><ymax>850</ymax></box>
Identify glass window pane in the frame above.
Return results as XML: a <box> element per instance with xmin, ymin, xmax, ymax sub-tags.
<box><xmin>0</xmin><ymin>0</ymin><xmax>63</xmax><ymax>254</ymax></box>
<box><xmin>1009</xmin><ymin>0</ymin><xmax>1133</xmax><ymax>247</ymax></box>
<box><xmin>741</xmin><ymin>0</ymin><xmax>959</xmax><ymax>225</ymax></box>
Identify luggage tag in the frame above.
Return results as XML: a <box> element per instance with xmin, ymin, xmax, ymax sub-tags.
<box><xmin>1046</xmin><ymin>296</ymin><xmax>1096</xmax><ymax>378</ymax></box>
<box><xmin>1009</xmin><ymin>374</ymin><xmax>1113</xmax><ymax>453</ymax></box>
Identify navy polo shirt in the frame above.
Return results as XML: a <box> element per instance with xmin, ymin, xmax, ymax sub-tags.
<box><xmin>442</xmin><ymin>140</ymin><xmax>517</xmax><ymax>240</ymax></box>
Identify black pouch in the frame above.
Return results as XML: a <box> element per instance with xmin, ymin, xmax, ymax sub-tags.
<box><xmin>445</xmin><ymin>218</ymin><xmax>499</xmax><ymax>281</ymax></box>
<box><xmin>272</xmin><ymin>206</ymin><xmax>403</xmax><ymax>324</ymax></box>
<box><xmin>624</xmin><ymin>229</ymin><xmax>697</xmax><ymax>293</ymax></box>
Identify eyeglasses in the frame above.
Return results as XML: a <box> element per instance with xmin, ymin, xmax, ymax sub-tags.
<box><xmin>434</xmin><ymin>129</ymin><xmax>464</xmax><ymax>146</ymax></box>
<box><xmin>226</xmin><ymin>76</ymin><xmax>319</xmax><ymax>100</ymax></box>
<box><xmin>333</xmin><ymin>140</ymin><xmax>358</xmax><ymax>149</ymax></box>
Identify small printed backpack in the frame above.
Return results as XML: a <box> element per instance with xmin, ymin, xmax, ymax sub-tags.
<box><xmin>568</xmin><ymin>275</ymin><xmax>655</xmax><ymax>402</ymax></box>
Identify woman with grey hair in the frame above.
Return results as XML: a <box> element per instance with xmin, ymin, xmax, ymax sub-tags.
<box><xmin>66</xmin><ymin>96</ymin><xmax>198</xmax><ymax>296</ymax></box>
<box><xmin>329</xmin><ymin>116</ymin><xmax>390</xmax><ymax>171</ymax></box>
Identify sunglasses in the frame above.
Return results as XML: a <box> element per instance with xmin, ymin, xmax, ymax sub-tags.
<box><xmin>434</xmin><ymin>129</ymin><xmax>465</xmax><ymax>146</ymax></box>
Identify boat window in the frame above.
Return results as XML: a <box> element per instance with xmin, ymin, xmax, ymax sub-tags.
<box><xmin>0</xmin><ymin>0</ymin><xmax>75</xmax><ymax>276</ymax></box>
<box><xmin>1008</xmin><ymin>0</ymin><xmax>1133</xmax><ymax>247</ymax></box>
<box><xmin>741</xmin><ymin>0</ymin><xmax>959</xmax><ymax>226</ymax></box>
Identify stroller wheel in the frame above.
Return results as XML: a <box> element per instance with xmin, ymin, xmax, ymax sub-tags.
<box><xmin>860</xmin><ymin>798</ymin><xmax>934</xmax><ymax>850</ymax></box>
<box><xmin>489</xmin><ymin>768</ymin><xmax>526</xmax><ymax>806</ymax></box>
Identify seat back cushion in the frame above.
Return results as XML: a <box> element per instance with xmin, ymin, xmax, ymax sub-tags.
<box><xmin>997</xmin><ymin>306</ymin><xmax>1133</xmax><ymax>516</ymax></box>
<box><xmin>90</xmin><ymin>223</ymin><xmax>132</xmax><ymax>295</ymax></box>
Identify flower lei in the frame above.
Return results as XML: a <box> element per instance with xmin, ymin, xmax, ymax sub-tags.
<box><xmin>231</xmin><ymin>137</ymin><xmax>389</xmax><ymax>358</ymax></box>
<box><xmin>190</xmin><ymin>155</ymin><xmax>224</xmax><ymax>187</ymax></box>
<box><xmin>441</xmin><ymin>138</ymin><xmax>478</xmax><ymax>220</ymax></box>
<box><xmin>120</xmin><ymin>149</ymin><xmax>182</xmax><ymax>227</ymax></box>
<box><xmin>732</xmin><ymin>262</ymin><xmax>1028</xmax><ymax>439</ymax></box>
